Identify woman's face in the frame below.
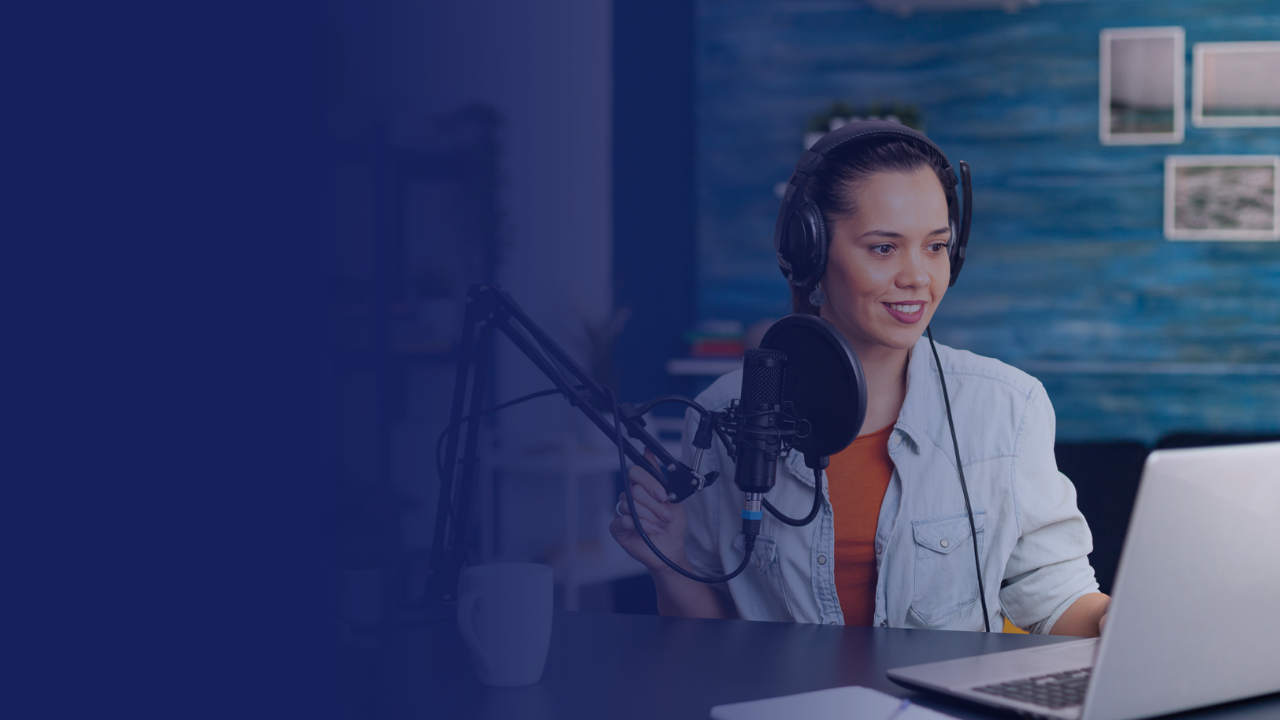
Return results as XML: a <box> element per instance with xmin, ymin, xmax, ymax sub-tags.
<box><xmin>819</xmin><ymin>167</ymin><xmax>951</xmax><ymax>354</ymax></box>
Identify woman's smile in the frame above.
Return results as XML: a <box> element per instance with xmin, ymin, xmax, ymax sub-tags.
<box><xmin>883</xmin><ymin>300</ymin><xmax>928</xmax><ymax>323</ymax></box>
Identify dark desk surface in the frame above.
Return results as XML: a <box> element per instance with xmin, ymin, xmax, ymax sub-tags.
<box><xmin>412</xmin><ymin>611</ymin><xmax>1280</xmax><ymax>720</ymax></box>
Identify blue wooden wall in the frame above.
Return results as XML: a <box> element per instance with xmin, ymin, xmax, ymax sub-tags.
<box><xmin>696</xmin><ymin>0</ymin><xmax>1280</xmax><ymax>441</ymax></box>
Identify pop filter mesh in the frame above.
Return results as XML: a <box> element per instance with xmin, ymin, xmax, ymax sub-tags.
<box><xmin>760</xmin><ymin>316</ymin><xmax>865</xmax><ymax>458</ymax></box>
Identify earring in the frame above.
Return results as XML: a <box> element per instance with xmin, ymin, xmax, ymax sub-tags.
<box><xmin>808</xmin><ymin>283</ymin><xmax>826</xmax><ymax>308</ymax></box>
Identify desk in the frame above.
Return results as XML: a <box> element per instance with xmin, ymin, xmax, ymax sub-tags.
<box><xmin>411</xmin><ymin>611</ymin><xmax>1280</xmax><ymax>720</ymax></box>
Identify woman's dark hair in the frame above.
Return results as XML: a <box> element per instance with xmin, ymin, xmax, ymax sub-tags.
<box><xmin>789</xmin><ymin>138</ymin><xmax>955</xmax><ymax>315</ymax></box>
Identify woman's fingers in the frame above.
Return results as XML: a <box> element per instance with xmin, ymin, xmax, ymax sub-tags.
<box><xmin>609</xmin><ymin>449</ymin><xmax>688</xmax><ymax>574</ymax></box>
<box><xmin>616</xmin><ymin>490</ymin><xmax>668</xmax><ymax>526</ymax></box>
<box><xmin>612</xmin><ymin>512</ymin><xmax>664</xmax><ymax>537</ymax></box>
<box><xmin>627</xmin><ymin>462</ymin><xmax>669</xmax><ymax>503</ymax></box>
<box><xmin>626</xmin><ymin>450</ymin><xmax>677</xmax><ymax>517</ymax></box>
<box><xmin>617</xmin><ymin>481</ymin><xmax>675</xmax><ymax>523</ymax></box>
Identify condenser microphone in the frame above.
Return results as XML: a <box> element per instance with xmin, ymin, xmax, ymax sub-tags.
<box><xmin>734</xmin><ymin>348</ymin><xmax>787</xmax><ymax>496</ymax></box>
<box><xmin>733</xmin><ymin>348</ymin><xmax>789</xmax><ymax>538</ymax></box>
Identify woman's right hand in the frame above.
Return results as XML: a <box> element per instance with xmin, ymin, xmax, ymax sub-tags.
<box><xmin>609</xmin><ymin>449</ymin><xmax>689</xmax><ymax>575</ymax></box>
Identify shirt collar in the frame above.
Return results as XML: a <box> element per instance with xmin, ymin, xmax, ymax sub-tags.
<box><xmin>891</xmin><ymin>336</ymin><xmax>940</xmax><ymax>455</ymax></box>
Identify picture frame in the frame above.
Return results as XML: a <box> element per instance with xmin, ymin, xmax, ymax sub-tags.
<box><xmin>1099</xmin><ymin>27</ymin><xmax>1185</xmax><ymax>145</ymax></box>
<box><xmin>1164</xmin><ymin>155</ymin><xmax>1280</xmax><ymax>241</ymax></box>
<box><xmin>1192</xmin><ymin>42</ymin><xmax>1280</xmax><ymax>128</ymax></box>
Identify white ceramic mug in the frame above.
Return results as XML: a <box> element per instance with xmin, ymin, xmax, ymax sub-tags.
<box><xmin>457</xmin><ymin>563</ymin><xmax>554</xmax><ymax>686</ymax></box>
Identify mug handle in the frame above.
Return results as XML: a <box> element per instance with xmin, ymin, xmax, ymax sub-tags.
<box><xmin>457</xmin><ymin>591</ymin><xmax>493</xmax><ymax>677</ymax></box>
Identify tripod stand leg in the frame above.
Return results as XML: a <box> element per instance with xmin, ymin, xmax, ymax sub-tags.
<box><xmin>425</xmin><ymin>293</ymin><xmax>491</xmax><ymax>604</ymax></box>
<box><xmin>446</xmin><ymin>320</ymin><xmax>492</xmax><ymax>599</ymax></box>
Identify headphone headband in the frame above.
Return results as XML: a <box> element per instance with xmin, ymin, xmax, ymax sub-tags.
<box><xmin>801</xmin><ymin>122</ymin><xmax>953</xmax><ymax>177</ymax></box>
<box><xmin>773</xmin><ymin>120</ymin><xmax>972</xmax><ymax>292</ymax></box>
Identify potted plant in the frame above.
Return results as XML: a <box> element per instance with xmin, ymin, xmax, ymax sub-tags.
<box><xmin>804</xmin><ymin>101</ymin><xmax>925</xmax><ymax>148</ymax></box>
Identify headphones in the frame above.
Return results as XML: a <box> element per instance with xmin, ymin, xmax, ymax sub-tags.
<box><xmin>773</xmin><ymin>120</ymin><xmax>972</xmax><ymax>291</ymax></box>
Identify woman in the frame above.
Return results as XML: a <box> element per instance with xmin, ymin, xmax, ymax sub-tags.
<box><xmin>609</xmin><ymin>124</ymin><xmax>1110</xmax><ymax>636</ymax></box>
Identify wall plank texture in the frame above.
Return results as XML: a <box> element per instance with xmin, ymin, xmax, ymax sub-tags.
<box><xmin>697</xmin><ymin>0</ymin><xmax>1280</xmax><ymax>440</ymax></box>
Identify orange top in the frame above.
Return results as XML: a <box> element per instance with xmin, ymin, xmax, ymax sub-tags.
<box><xmin>826</xmin><ymin>422</ymin><xmax>895</xmax><ymax>626</ymax></box>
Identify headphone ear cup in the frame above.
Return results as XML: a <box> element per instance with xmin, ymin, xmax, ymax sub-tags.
<box><xmin>949</xmin><ymin>160</ymin><xmax>972</xmax><ymax>287</ymax></box>
<box><xmin>779</xmin><ymin>200</ymin><xmax>827</xmax><ymax>288</ymax></box>
<box><xmin>948</xmin><ymin>219</ymin><xmax>961</xmax><ymax>285</ymax></box>
<box><xmin>788</xmin><ymin>199</ymin><xmax>829</xmax><ymax>286</ymax></box>
<box><xmin>799</xmin><ymin>202</ymin><xmax>828</xmax><ymax>287</ymax></box>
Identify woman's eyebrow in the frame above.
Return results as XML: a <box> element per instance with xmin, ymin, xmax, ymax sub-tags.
<box><xmin>858</xmin><ymin>227</ymin><xmax>951</xmax><ymax>239</ymax></box>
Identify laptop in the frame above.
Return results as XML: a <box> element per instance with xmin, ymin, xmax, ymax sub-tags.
<box><xmin>888</xmin><ymin>441</ymin><xmax>1280</xmax><ymax>720</ymax></box>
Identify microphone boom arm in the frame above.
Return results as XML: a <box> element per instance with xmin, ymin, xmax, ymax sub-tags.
<box><xmin>425</xmin><ymin>284</ymin><xmax>717</xmax><ymax>605</ymax></box>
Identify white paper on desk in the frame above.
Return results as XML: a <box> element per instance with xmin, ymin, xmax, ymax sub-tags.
<box><xmin>710</xmin><ymin>686</ymin><xmax>957</xmax><ymax>720</ymax></box>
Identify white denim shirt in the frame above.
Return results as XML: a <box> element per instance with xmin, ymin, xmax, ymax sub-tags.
<box><xmin>678</xmin><ymin>336</ymin><xmax>1099</xmax><ymax>633</ymax></box>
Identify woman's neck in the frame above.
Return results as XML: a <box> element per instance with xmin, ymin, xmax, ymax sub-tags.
<box><xmin>848</xmin><ymin>337</ymin><xmax>912</xmax><ymax>436</ymax></box>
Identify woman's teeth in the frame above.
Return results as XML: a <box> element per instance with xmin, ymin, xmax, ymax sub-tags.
<box><xmin>888</xmin><ymin>303</ymin><xmax>922</xmax><ymax>314</ymax></box>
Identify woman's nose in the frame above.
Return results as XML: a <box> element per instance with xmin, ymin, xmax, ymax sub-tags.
<box><xmin>897</xmin><ymin>251</ymin><xmax>932</xmax><ymax>288</ymax></box>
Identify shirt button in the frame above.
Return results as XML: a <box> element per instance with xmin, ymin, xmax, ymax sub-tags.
<box><xmin>880</xmin><ymin>619</ymin><xmax>888</xmax><ymax>627</ymax></box>
<box><xmin>830</xmin><ymin>621</ymin><xmax>837</xmax><ymax>625</ymax></box>
<box><xmin>875</xmin><ymin>543</ymin><xmax>883</xmax><ymax>554</ymax></box>
<box><xmin>940</xmin><ymin>538</ymin><xmax>950</xmax><ymax>548</ymax></box>
<box><xmin>817</xmin><ymin>555</ymin><xmax>827</xmax><ymax>565</ymax></box>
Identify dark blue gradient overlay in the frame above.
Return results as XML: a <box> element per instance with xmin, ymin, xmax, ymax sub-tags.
<box><xmin>3</xmin><ymin>1</ymin><xmax>668</xmax><ymax>718</ymax></box>
<box><xmin>8</xmin><ymin>2</ymin><xmax>329</xmax><ymax>717</ymax></box>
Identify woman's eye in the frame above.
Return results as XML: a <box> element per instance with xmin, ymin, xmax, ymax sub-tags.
<box><xmin>930</xmin><ymin>242</ymin><xmax>949</xmax><ymax>252</ymax></box>
<box><xmin>870</xmin><ymin>244</ymin><xmax>894</xmax><ymax>255</ymax></box>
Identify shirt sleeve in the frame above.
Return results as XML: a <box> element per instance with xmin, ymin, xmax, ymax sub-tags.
<box><xmin>998</xmin><ymin>383</ymin><xmax>1100</xmax><ymax>634</ymax></box>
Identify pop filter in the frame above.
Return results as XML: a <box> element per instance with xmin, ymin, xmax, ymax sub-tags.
<box><xmin>759</xmin><ymin>314</ymin><xmax>866</xmax><ymax>459</ymax></box>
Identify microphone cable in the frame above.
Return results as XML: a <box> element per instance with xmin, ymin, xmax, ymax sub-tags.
<box><xmin>607</xmin><ymin>387</ymin><xmax>755</xmax><ymax>585</ymax></box>
<box><xmin>629</xmin><ymin>394</ymin><xmax>708</xmax><ymax>417</ymax></box>
<box><xmin>435</xmin><ymin>388</ymin><xmax>564</xmax><ymax>478</ymax></box>
<box><xmin>762</xmin><ymin>470</ymin><xmax>823</xmax><ymax>526</ymax></box>
<box><xmin>926</xmin><ymin>326</ymin><xmax>991</xmax><ymax>633</ymax></box>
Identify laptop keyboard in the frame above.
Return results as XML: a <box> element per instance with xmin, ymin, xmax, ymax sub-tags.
<box><xmin>973</xmin><ymin>667</ymin><xmax>1091</xmax><ymax>709</ymax></box>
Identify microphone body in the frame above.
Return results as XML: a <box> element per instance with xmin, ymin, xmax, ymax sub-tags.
<box><xmin>735</xmin><ymin>348</ymin><xmax>786</xmax><ymax>494</ymax></box>
<box><xmin>735</xmin><ymin>349</ymin><xmax>787</xmax><ymax>540</ymax></box>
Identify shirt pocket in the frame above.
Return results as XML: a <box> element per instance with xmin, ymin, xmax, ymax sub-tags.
<box><xmin>731</xmin><ymin>534</ymin><xmax>795</xmax><ymax>622</ymax></box>
<box><xmin>910</xmin><ymin>510</ymin><xmax>986</xmax><ymax>626</ymax></box>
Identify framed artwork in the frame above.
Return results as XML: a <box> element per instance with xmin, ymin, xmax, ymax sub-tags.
<box><xmin>1164</xmin><ymin>156</ymin><xmax>1280</xmax><ymax>241</ymax></box>
<box><xmin>1100</xmin><ymin>27</ymin><xmax>1185</xmax><ymax>145</ymax></box>
<box><xmin>1192</xmin><ymin>42</ymin><xmax>1280</xmax><ymax>128</ymax></box>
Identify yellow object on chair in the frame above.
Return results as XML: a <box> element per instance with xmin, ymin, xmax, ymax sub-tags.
<box><xmin>1002</xmin><ymin>616</ymin><xmax>1028</xmax><ymax>634</ymax></box>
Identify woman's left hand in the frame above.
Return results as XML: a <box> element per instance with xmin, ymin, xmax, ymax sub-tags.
<box><xmin>1050</xmin><ymin>593</ymin><xmax>1111</xmax><ymax>637</ymax></box>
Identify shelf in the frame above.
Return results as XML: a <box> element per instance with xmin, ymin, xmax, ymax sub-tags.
<box><xmin>490</xmin><ymin>444</ymin><xmax>624</xmax><ymax>475</ymax></box>
<box><xmin>391</xmin><ymin>338</ymin><xmax>456</xmax><ymax>360</ymax></box>
<box><xmin>1016</xmin><ymin>360</ymin><xmax>1280</xmax><ymax>376</ymax></box>
<box><xmin>666</xmin><ymin>357</ymin><xmax>742</xmax><ymax>377</ymax></box>
<box><xmin>561</xmin><ymin>551</ymin><xmax>647</xmax><ymax>587</ymax></box>
<box><xmin>543</xmin><ymin>543</ymin><xmax>648</xmax><ymax>587</ymax></box>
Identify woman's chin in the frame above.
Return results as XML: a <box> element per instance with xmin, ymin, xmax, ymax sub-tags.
<box><xmin>825</xmin><ymin>309</ymin><xmax>929</xmax><ymax>354</ymax></box>
<box><xmin>870</xmin><ymin>324</ymin><xmax>927</xmax><ymax>351</ymax></box>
